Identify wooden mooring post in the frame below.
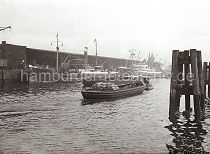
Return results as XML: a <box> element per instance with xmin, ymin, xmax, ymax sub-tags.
<box><xmin>169</xmin><ymin>49</ymin><xmax>205</xmax><ymax>123</ymax></box>
<box><xmin>203</xmin><ymin>62</ymin><xmax>210</xmax><ymax>98</ymax></box>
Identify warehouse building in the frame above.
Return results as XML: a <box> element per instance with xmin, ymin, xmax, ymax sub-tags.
<box><xmin>0</xmin><ymin>41</ymin><xmax>133</xmax><ymax>72</ymax></box>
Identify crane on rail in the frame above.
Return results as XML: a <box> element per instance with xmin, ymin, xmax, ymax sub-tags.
<box><xmin>0</xmin><ymin>26</ymin><xmax>11</xmax><ymax>32</ymax></box>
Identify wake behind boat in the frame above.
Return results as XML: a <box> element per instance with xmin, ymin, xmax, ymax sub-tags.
<box><xmin>81</xmin><ymin>81</ymin><xmax>146</xmax><ymax>100</ymax></box>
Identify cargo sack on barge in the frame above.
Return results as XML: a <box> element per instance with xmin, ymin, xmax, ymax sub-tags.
<box><xmin>90</xmin><ymin>82</ymin><xmax>120</xmax><ymax>91</ymax></box>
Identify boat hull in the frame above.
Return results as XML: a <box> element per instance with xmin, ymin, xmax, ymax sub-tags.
<box><xmin>82</xmin><ymin>85</ymin><xmax>145</xmax><ymax>99</ymax></box>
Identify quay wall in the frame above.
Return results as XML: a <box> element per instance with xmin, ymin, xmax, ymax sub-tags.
<box><xmin>27</xmin><ymin>68</ymin><xmax>56</xmax><ymax>82</ymax></box>
<box><xmin>0</xmin><ymin>69</ymin><xmax>21</xmax><ymax>84</ymax></box>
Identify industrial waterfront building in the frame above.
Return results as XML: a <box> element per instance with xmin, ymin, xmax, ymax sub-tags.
<box><xmin>0</xmin><ymin>41</ymin><xmax>135</xmax><ymax>83</ymax></box>
<box><xmin>0</xmin><ymin>41</ymin><xmax>132</xmax><ymax>71</ymax></box>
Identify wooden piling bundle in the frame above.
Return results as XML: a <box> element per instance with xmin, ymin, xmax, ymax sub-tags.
<box><xmin>169</xmin><ymin>49</ymin><xmax>205</xmax><ymax>123</ymax></box>
<box><xmin>203</xmin><ymin>61</ymin><xmax>210</xmax><ymax>98</ymax></box>
<box><xmin>209</xmin><ymin>62</ymin><xmax>210</xmax><ymax>98</ymax></box>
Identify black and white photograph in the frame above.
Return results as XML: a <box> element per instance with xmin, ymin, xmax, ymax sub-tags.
<box><xmin>0</xmin><ymin>0</ymin><xmax>210</xmax><ymax>153</ymax></box>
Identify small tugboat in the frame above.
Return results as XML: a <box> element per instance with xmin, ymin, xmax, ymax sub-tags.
<box><xmin>143</xmin><ymin>77</ymin><xmax>153</xmax><ymax>91</ymax></box>
<box><xmin>81</xmin><ymin>81</ymin><xmax>145</xmax><ymax>100</ymax></box>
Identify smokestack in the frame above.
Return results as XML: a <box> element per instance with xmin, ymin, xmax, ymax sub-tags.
<box><xmin>84</xmin><ymin>47</ymin><xmax>88</xmax><ymax>67</ymax></box>
<box><xmin>2</xmin><ymin>41</ymin><xmax>6</xmax><ymax>45</ymax></box>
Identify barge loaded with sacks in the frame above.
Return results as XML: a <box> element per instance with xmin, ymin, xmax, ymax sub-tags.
<box><xmin>81</xmin><ymin>81</ymin><xmax>146</xmax><ymax>100</ymax></box>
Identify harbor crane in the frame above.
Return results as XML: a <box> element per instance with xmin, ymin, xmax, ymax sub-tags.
<box><xmin>0</xmin><ymin>26</ymin><xmax>11</xmax><ymax>32</ymax></box>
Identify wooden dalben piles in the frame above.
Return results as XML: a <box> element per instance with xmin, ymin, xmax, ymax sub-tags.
<box><xmin>203</xmin><ymin>62</ymin><xmax>210</xmax><ymax>99</ymax></box>
<box><xmin>169</xmin><ymin>49</ymin><xmax>205</xmax><ymax>123</ymax></box>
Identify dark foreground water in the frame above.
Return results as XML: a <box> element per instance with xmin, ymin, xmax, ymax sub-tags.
<box><xmin>0</xmin><ymin>79</ymin><xmax>210</xmax><ymax>154</ymax></box>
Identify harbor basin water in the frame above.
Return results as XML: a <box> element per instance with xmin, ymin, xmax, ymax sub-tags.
<box><xmin>0</xmin><ymin>79</ymin><xmax>210</xmax><ymax>153</ymax></box>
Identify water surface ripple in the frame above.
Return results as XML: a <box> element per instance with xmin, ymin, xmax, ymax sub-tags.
<box><xmin>0</xmin><ymin>80</ymin><xmax>209</xmax><ymax>153</ymax></box>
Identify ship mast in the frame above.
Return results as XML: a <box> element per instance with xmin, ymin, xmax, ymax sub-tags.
<box><xmin>94</xmin><ymin>39</ymin><xmax>98</xmax><ymax>66</ymax></box>
<box><xmin>129</xmin><ymin>49</ymin><xmax>135</xmax><ymax>72</ymax></box>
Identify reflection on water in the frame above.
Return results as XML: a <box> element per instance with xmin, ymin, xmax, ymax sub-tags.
<box><xmin>81</xmin><ymin>98</ymin><xmax>127</xmax><ymax>105</ymax></box>
<box><xmin>81</xmin><ymin>99</ymin><xmax>110</xmax><ymax>105</ymax></box>
<box><xmin>165</xmin><ymin>118</ymin><xmax>208</xmax><ymax>153</ymax></box>
<box><xmin>165</xmin><ymin>99</ymin><xmax>210</xmax><ymax>153</ymax></box>
<box><xmin>0</xmin><ymin>80</ymin><xmax>209</xmax><ymax>153</ymax></box>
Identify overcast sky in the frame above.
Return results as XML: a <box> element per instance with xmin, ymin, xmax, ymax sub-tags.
<box><xmin>1</xmin><ymin>0</ymin><xmax>210</xmax><ymax>63</ymax></box>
